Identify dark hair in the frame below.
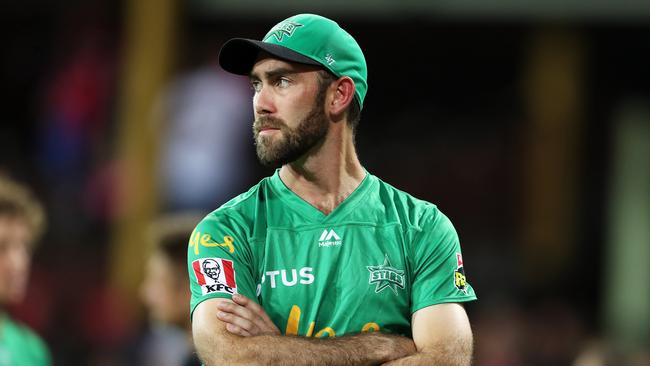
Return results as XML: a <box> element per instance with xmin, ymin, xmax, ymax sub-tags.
<box><xmin>148</xmin><ymin>213</ymin><xmax>204</xmax><ymax>271</ymax></box>
<box><xmin>157</xmin><ymin>230</ymin><xmax>191</xmax><ymax>271</ymax></box>
<box><xmin>317</xmin><ymin>70</ymin><xmax>361</xmax><ymax>132</ymax></box>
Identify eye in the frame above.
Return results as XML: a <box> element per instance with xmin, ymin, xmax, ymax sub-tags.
<box><xmin>250</xmin><ymin>80</ymin><xmax>262</xmax><ymax>93</ymax></box>
<box><xmin>276</xmin><ymin>78</ymin><xmax>290</xmax><ymax>88</ymax></box>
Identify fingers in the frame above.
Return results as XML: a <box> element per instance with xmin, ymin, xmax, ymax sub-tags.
<box><xmin>218</xmin><ymin>297</ymin><xmax>256</xmax><ymax>321</ymax></box>
<box><xmin>232</xmin><ymin>294</ymin><xmax>277</xmax><ymax>328</ymax></box>
<box><xmin>217</xmin><ymin>303</ymin><xmax>258</xmax><ymax>333</ymax></box>
<box><xmin>231</xmin><ymin>293</ymin><xmax>249</xmax><ymax>305</ymax></box>
<box><xmin>217</xmin><ymin>295</ymin><xmax>281</xmax><ymax>336</ymax></box>
<box><xmin>216</xmin><ymin>298</ymin><xmax>267</xmax><ymax>335</ymax></box>
<box><xmin>217</xmin><ymin>310</ymin><xmax>255</xmax><ymax>335</ymax></box>
<box><xmin>225</xmin><ymin>322</ymin><xmax>252</xmax><ymax>337</ymax></box>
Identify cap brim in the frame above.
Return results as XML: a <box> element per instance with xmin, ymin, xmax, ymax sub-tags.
<box><xmin>218</xmin><ymin>38</ymin><xmax>321</xmax><ymax>75</ymax></box>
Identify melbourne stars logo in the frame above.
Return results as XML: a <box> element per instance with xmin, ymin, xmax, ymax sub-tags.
<box><xmin>264</xmin><ymin>21</ymin><xmax>303</xmax><ymax>42</ymax></box>
<box><xmin>367</xmin><ymin>254</ymin><xmax>405</xmax><ymax>295</ymax></box>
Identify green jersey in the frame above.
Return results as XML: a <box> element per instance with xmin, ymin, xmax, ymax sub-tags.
<box><xmin>0</xmin><ymin>314</ymin><xmax>51</xmax><ymax>366</ymax></box>
<box><xmin>188</xmin><ymin>170</ymin><xmax>476</xmax><ymax>337</ymax></box>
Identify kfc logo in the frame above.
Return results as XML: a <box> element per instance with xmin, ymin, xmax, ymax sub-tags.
<box><xmin>192</xmin><ymin>258</ymin><xmax>237</xmax><ymax>296</ymax></box>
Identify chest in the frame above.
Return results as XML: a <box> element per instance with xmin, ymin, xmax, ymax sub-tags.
<box><xmin>252</xmin><ymin>223</ymin><xmax>413</xmax><ymax>336</ymax></box>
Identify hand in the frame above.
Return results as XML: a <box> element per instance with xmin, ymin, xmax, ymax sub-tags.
<box><xmin>216</xmin><ymin>294</ymin><xmax>281</xmax><ymax>337</ymax></box>
<box><xmin>373</xmin><ymin>333</ymin><xmax>417</xmax><ymax>364</ymax></box>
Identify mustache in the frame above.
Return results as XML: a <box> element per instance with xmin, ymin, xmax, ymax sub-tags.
<box><xmin>253</xmin><ymin>116</ymin><xmax>286</xmax><ymax>134</ymax></box>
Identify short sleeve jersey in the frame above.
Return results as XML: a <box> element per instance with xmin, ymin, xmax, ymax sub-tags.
<box><xmin>0</xmin><ymin>315</ymin><xmax>52</xmax><ymax>366</ymax></box>
<box><xmin>188</xmin><ymin>171</ymin><xmax>476</xmax><ymax>337</ymax></box>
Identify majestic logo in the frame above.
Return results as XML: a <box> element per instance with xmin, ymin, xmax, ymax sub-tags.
<box><xmin>192</xmin><ymin>258</ymin><xmax>237</xmax><ymax>296</ymax></box>
<box><xmin>264</xmin><ymin>21</ymin><xmax>303</xmax><ymax>42</ymax></box>
<box><xmin>367</xmin><ymin>255</ymin><xmax>405</xmax><ymax>295</ymax></box>
<box><xmin>318</xmin><ymin>229</ymin><xmax>342</xmax><ymax>247</ymax></box>
<box><xmin>454</xmin><ymin>253</ymin><xmax>468</xmax><ymax>294</ymax></box>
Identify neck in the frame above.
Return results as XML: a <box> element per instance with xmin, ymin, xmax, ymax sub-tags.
<box><xmin>279</xmin><ymin>124</ymin><xmax>365</xmax><ymax>215</ymax></box>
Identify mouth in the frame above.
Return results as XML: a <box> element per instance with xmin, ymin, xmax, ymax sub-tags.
<box><xmin>256</xmin><ymin>124</ymin><xmax>282</xmax><ymax>136</ymax></box>
<box><xmin>254</xmin><ymin>117</ymin><xmax>285</xmax><ymax>137</ymax></box>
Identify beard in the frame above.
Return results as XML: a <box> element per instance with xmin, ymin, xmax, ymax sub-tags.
<box><xmin>253</xmin><ymin>96</ymin><xmax>329</xmax><ymax>168</ymax></box>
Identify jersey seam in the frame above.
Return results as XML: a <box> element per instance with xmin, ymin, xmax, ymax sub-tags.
<box><xmin>268</xmin><ymin>172</ymin><xmax>325</xmax><ymax>221</ymax></box>
<box><xmin>322</xmin><ymin>173</ymin><xmax>377</xmax><ymax>223</ymax></box>
<box><xmin>265</xmin><ymin>221</ymin><xmax>401</xmax><ymax>232</ymax></box>
<box><xmin>411</xmin><ymin>295</ymin><xmax>478</xmax><ymax>314</ymax></box>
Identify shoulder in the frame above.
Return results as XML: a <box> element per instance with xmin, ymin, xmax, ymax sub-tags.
<box><xmin>370</xmin><ymin>174</ymin><xmax>445</xmax><ymax>231</ymax></box>
<box><xmin>4</xmin><ymin>317</ymin><xmax>42</xmax><ymax>341</ymax></box>
<box><xmin>194</xmin><ymin>176</ymin><xmax>273</xmax><ymax>238</ymax></box>
<box><xmin>3</xmin><ymin>317</ymin><xmax>51</xmax><ymax>359</ymax></box>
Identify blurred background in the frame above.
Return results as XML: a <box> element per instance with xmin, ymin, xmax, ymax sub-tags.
<box><xmin>1</xmin><ymin>0</ymin><xmax>649</xmax><ymax>365</ymax></box>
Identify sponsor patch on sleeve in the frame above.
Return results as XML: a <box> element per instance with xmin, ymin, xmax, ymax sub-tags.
<box><xmin>453</xmin><ymin>252</ymin><xmax>468</xmax><ymax>294</ymax></box>
<box><xmin>192</xmin><ymin>257</ymin><xmax>237</xmax><ymax>296</ymax></box>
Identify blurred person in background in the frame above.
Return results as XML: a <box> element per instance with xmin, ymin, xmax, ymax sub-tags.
<box><xmin>135</xmin><ymin>213</ymin><xmax>203</xmax><ymax>366</ymax></box>
<box><xmin>154</xmin><ymin>43</ymin><xmax>253</xmax><ymax>213</ymax></box>
<box><xmin>189</xmin><ymin>13</ymin><xmax>477</xmax><ymax>365</ymax></box>
<box><xmin>0</xmin><ymin>175</ymin><xmax>51</xmax><ymax>366</ymax></box>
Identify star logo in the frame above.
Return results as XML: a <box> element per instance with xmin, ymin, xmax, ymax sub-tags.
<box><xmin>263</xmin><ymin>21</ymin><xmax>303</xmax><ymax>42</ymax></box>
<box><xmin>367</xmin><ymin>255</ymin><xmax>405</xmax><ymax>295</ymax></box>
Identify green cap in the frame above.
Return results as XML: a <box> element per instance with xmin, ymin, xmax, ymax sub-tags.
<box><xmin>219</xmin><ymin>13</ymin><xmax>368</xmax><ymax>107</ymax></box>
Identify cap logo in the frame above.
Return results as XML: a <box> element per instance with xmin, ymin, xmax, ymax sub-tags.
<box><xmin>325</xmin><ymin>53</ymin><xmax>336</xmax><ymax>66</ymax></box>
<box><xmin>264</xmin><ymin>21</ymin><xmax>303</xmax><ymax>42</ymax></box>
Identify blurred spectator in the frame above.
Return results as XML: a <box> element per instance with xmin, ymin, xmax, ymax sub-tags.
<box><xmin>522</xmin><ymin>299</ymin><xmax>586</xmax><ymax>366</ymax></box>
<box><xmin>0</xmin><ymin>175</ymin><xmax>51</xmax><ymax>365</ymax></box>
<box><xmin>473</xmin><ymin>299</ymin><xmax>526</xmax><ymax>366</ymax></box>
<box><xmin>155</xmin><ymin>57</ymin><xmax>253</xmax><ymax>212</ymax></box>
<box><xmin>36</xmin><ymin>22</ymin><xmax>116</xmax><ymax>234</ymax></box>
<box><xmin>573</xmin><ymin>339</ymin><xmax>614</xmax><ymax>366</ymax></box>
<box><xmin>573</xmin><ymin>338</ymin><xmax>650</xmax><ymax>366</ymax></box>
<box><xmin>131</xmin><ymin>212</ymin><xmax>204</xmax><ymax>366</ymax></box>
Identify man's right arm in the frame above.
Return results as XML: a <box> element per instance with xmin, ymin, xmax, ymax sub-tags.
<box><xmin>192</xmin><ymin>297</ymin><xmax>416</xmax><ymax>366</ymax></box>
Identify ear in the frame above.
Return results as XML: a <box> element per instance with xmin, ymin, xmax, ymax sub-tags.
<box><xmin>328</xmin><ymin>76</ymin><xmax>356</xmax><ymax>120</ymax></box>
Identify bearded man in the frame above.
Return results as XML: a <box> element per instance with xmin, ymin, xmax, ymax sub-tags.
<box><xmin>188</xmin><ymin>13</ymin><xmax>477</xmax><ymax>366</ymax></box>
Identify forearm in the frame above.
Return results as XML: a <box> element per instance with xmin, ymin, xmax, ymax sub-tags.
<box><xmin>381</xmin><ymin>336</ymin><xmax>473</xmax><ymax>366</ymax></box>
<box><xmin>196</xmin><ymin>331</ymin><xmax>415</xmax><ymax>366</ymax></box>
<box><xmin>382</xmin><ymin>352</ymin><xmax>468</xmax><ymax>366</ymax></box>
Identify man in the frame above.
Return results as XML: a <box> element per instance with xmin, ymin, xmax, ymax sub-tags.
<box><xmin>0</xmin><ymin>176</ymin><xmax>51</xmax><ymax>366</ymax></box>
<box><xmin>189</xmin><ymin>13</ymin><xmax>477</xmax><ymax>365</ymax></box>
<box><xmin>138</xmin><ymin>213</ymin><xmax>203</xmax><ymax>366</ymax></box>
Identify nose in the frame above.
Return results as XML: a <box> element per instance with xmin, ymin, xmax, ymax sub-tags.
<box><xmin>254</xmin><ymin>85</ymin><xmax>275</xmax><ymax>116</ymax></box>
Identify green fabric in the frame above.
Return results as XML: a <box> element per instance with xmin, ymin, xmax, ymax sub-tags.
<box><xmin>262</xmin><ymin>14</ymin><xmax>368</xmax><ymax>107</ymax></box>
<box><xmin>0</xmin><ymin>314</ymin><xmax>51</xmax><ymax>366</ymax></box>
<box><xmin>188</xmin><ymin>170</ymin><xmax>476</xmax><ymax>337</ymax></box>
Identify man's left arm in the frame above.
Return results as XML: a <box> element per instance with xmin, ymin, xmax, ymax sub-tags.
<box><xmin>387</xmin><ymin>206</ymin><xmax>476</xmax><ymax>365</ymax></box>
<box><xmin>217</xmin><ymin>297</ymin><xmax>472</xmax><ymax>365</ymax></box>
<box><xmin>382</xmin><ymin>302</ymin><xmax>473</xmax><ymax>366</ymax></box>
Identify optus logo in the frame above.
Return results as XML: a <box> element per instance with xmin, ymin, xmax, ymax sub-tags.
<box><xmin>261</xmin><ymin>267</ymin><xmax>314</xmax><ymax>288</ymax></box>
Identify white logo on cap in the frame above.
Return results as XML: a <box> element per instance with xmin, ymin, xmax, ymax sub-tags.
<box><xmin>325</xmin><ymin>54</ymin><xmax>336</xmax><ymax>66</ymax></box>
<box><xmin>264</xmin><ymin>21</ymin><xmax>303</xmax><ymax>42</ymax></box>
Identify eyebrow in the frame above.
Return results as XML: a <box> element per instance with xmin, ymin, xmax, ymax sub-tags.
<box><xmin>249</xmin><ymin>67</ymin><xmax>297</xmax><ymax>80</ymax></box>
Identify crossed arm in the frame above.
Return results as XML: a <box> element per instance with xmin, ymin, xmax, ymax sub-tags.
<box><xmin>192</xmin><ymin>295</ymin><xmax>473</xmax><ymax>365</ymax></box>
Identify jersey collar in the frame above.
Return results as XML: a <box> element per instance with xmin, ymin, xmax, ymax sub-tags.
<box><xmin>269</xmin><ymin>168</ymin><xmax>376</xmax><ymax>223</ymax></box>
